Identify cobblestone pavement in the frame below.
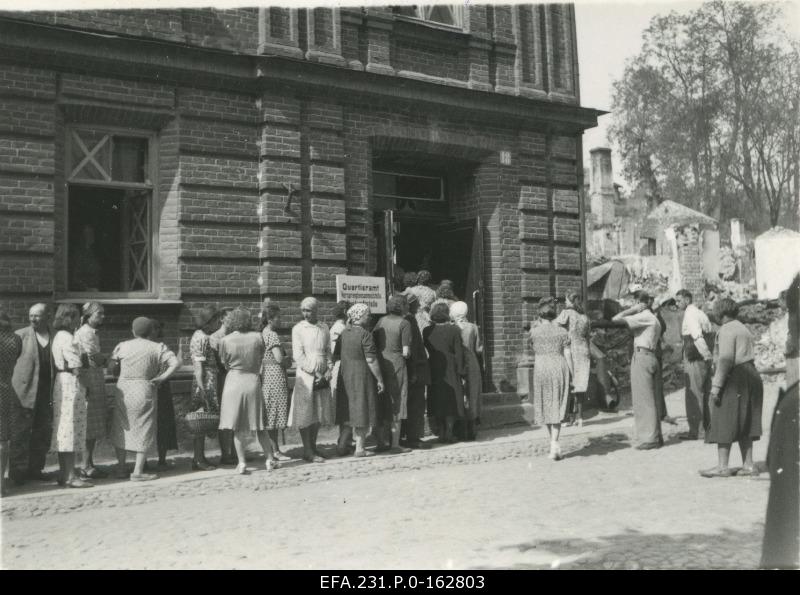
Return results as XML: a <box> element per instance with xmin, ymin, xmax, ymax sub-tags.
<box><xmin>0</xmin><ymin>388</ymin><xmax>778</xmax><ymax>569</ymax></box>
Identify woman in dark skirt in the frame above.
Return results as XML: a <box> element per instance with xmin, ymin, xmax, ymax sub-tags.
<box><xmin>334</xmin><ymin>304</ymin><xmax>384</xmax><ymax>457</ymax></box>
<box><xmin>700</xmin><ymin>297</ymin><xmax>763</xmax><ymax>478</ymax></box>
<box><xmin>423</xmin><ymin>302</ymin><xmax>467</xmax><ymax>443</ymax></box>
<box><xmin>150</xmin><ymin>319</ymin><xmax>179</xmax><ymax>470</ymax></box>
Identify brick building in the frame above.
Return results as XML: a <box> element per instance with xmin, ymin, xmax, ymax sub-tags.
<box><xmin>0</xmin><ymin>5</ymin><xmax>601</xmax><ymax>397</ymax></box>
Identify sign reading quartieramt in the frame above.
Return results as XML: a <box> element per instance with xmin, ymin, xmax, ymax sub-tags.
<box><xmin>336</xmin><ymin>275</ymin><xmax>387</xmax><ymax>314</ymax></box>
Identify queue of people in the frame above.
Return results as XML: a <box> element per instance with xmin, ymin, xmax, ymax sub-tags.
<box><xmin>0</xmin><ymin>270</ymin><xmax>485</xmax><ymax>494</ymax></box>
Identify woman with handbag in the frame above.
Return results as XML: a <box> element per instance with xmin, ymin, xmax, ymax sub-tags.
<box><xmin>260</xmin><ymin>299</ymin><xmax>291</xmax><ymax>461</ymax></box>
<box><xmin>289</xmin><ymin>297</ymin><xmax>334</xmax><ymax>463</ymax></box>
<box><xmin>218</xmin><ymin>308</ymin><xmax>278</xmax><ymax>474</ymax></box>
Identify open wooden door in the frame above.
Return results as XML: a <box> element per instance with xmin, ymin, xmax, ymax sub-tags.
<box><xmin>435</xmin><ymin>217</ymin><xmax>488</xmax><ymax>391</ymax></box>
<box><xmin>374</xmin><ymin>209</ymin><xmax>396</xmax><ymax>297</ymax></box>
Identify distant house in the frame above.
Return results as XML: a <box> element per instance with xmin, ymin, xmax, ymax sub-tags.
<box><xmin>640</xmin><ymin>200</ymin><xmax>718</xmax><ymax>257</ymax></box>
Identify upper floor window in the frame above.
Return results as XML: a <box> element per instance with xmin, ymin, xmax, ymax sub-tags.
<box><xmin>66</xmin><ymin>127</ymin><xmax>156</xmax><ymax>295</ymax></box>
<box><xmin>393</xmin><ymin>5</ymin><xmax>464</xmax><ymax>28</ymax></box>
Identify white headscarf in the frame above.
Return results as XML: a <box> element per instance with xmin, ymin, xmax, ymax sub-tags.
<box><xmin>300</xmin><ymin>296</ymin><xmax>319</xmax><ymax>311</ymax></box>
<box><xmin>450</xmin><ymin>301</ymin><xmax>469</xmax><ymax>323</ymax></box>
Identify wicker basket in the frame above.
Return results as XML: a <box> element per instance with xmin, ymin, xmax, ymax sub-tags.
<box><xmin>185</xmin><ymin>411</ymin><xmax>220</xmax><ymax>436</ymax></box>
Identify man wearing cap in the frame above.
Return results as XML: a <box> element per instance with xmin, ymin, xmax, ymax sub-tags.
<box><xmin>675</xmin><ymin>289</ymin><xmax>714</xmax><ymax>440</ymax></box>
<box><xmin>613</xmin><ymin>292</ymin><xmax>664</xmax><ymax>449</ymax></box>
<box><xmin>10</xmin><ymin>303</ymin><xmax>55</xmax><ymax>484</ymax></box>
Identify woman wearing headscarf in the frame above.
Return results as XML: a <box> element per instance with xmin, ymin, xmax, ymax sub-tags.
<box><xmin>423</xmin><ymin>302</ymin><xmax>467</xmax><ymax>443</ymax></box>
<box><xmin>699</xmin><ymin>298</ymin><xmax>763</xmax><ymax>478</ymax></box>
<box><xmin>188</xmin><ymin>305</ymin><xmax>222</xmax><ymax>471</ymax></box>
<box><xmin>433</xmin><ymin>283</ymin><xmax>458</xmax><ymax>308</ymax></box>
<box><xmin>373</xmin><ymin>295</ymin><xmax>412</xmax><ymax>454</ymax></box>
<box><xmin>290</xmin><ymin>297</ymin><xmax>334</xmax><ymax>463</ymax></box>
<box><xmin>0</xmin><ymin>306</ymin><xmax>22</xmax><ymax>496</ymax></box>
<box><xmin>330</xmin><ymin>300</ymin><xmax>353</xmax><ymax>456</ymax></box>
<box><xmin>74</xmin><ymin>301</ymin><xmax>109</xmax><ymax>480</ymax></box>
<box><xmin>50</xmin><ymin>304</ymin><xmax>91</xmax><ymax>488</ymax></box>
<box><xmin>218</xmin><ymin>307</ymin><xmax>278</xmax><ymax>474</ymax></box>
<box><xmin>529</xmin><ymin>298</ymin><xmax>572</xmax><ymax>460</ymax></box>
<box><xmin>260</xmin><ymin>299</ymin><xmax>291</xmax><ymax>461</ymax></box>
<box><xmin>555</xmin><ymin>292</ymin><xmax>591</xmax><ymax>428</ymax></box>
<box><xmin>109</xmin><ymin>317</ymin><xmax>179</xmax><ymax>481</ymax></box>
<box><xmin>334</xmin><ymin>303</ymin><xmax>384</xmax><ymax>457</ymax></box>
<box><xmin>450</xmin><ymin>301</ymin><xmax>483</xmax><ymax>441</ymax></box>
<box><xmin>149</xmin><ymin>319</ymin><xmax>179</xmax><ymax>470</ymax></box>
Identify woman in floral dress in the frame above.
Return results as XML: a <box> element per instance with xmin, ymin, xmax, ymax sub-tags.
<box><xmin>50</xmin><ymin>304</ymin><xmax>92</xmax><ymax>488</ymax></box>
<box><xmin>189</xmin><ymin>305</ymin><xmax>222</xmax><ymax>471</ymax></box>
<box><xmin>260</xmin><ymin>299</ymin><xmax>290</xmax><ymax>461</ymax></box>
<box><xmin>555</xmin><ymin>292</ymin><xmax>591</xmax><ymax>427</ymax></box>
<box><xmin>109</xmin><ymin>317</ymin><xmax>179</xmax><ymax>482</ymax></box>
<box><xmin>529</xmin><ymin>298</ymin><xmax>573</xmax><ymax>460</ymax></box>
<box><xmin>0</xmin><ymin>306</ymin><xmax>22</xmax><ymax>496</ymax></box>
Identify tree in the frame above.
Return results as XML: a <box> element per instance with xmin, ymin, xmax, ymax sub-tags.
<box><xmin>609</xmin><ymin>1</ymin><xmax>800</xmax><ymax>230</ymax></box>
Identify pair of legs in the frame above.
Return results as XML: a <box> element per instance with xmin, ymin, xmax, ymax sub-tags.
<box><xmin>266</xmin><ymin>428</ymin><xmax>289</xmax><ymax>459</ymax></box>
<box><xmin>233</xmin><ymin>429</ymin><xmax>277</xmax><ymax>472</ymax></box>
<box><xmin>546</xmin><ymin>423</ymin><xmax>562</xmax><ymax>460</ymax></box>
<box><xmin>437</xmin><ymin>416</ymin><xmax>456</xmax><ymax>443</ymax></box>
<box><xmin>0</xmin><ymin>440</ymin><xmax>7</xmax><ymax>495</ymax></box>
<box><xmin>115</xmin><ymin>448</ymin><xmax>150</xmax><ymax>478</ymax></box>
<box><xmin>353</xmin><ymin>427</ymin><xmax>369</xmax><ymax>456</ymax></box>
<box><xmin>10</xmin><ymin>393</ymin><xmax>51</xmax><ymax>482</ymax></box>
<box><xmin>300</xmin><ymin>422</ymin><xmax>324</xmax><ymax>462</ymax></box>
<box><xmin>82</xmin><ymin>439</ymin><xmax>106</xmax><ymax>477</ymax></box>
<box><xmin>684</xmin><ymin>360</ymin><xmax>710</xmax><ymax>439</ymax></box>
<box><xmin>712</xmin><ymin>439</ymin><xmax>755</xmax><ymax>473</ymax></box>
<box><xmin>568</xmin><ymin>392</ymin><xmax>585</xmax><ymax>426</ymax></box>
<box><xmin>337</xmin><ymin>424</ymin><xmax>353</xmax><ymax>456</ymax></box>
<box><xmin>192</xmin><ymin>430</ymin><xmax>236</xmax><ymax>469</ymax></box>
<box><xmin>59</xmin><ymin>451</ymin><xmax>93</xmax><ymax>486</ymax></box>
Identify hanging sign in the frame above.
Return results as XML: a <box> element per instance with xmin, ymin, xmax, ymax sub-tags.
<box><xmin>336</xmin><ymin>275</ymin><xmax>387</xmax><ymax>314</ymax></box>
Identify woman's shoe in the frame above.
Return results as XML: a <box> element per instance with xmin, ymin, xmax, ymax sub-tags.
<box><xmin>191</xmin><ymin>460</ymin><xmax>216</xmax><ymax>471</ymax></box>
<box><xmin>273</xmin><ymin>451</ymin><xmax>292</xmax><ymax>462</ymax></box>
<box><xmin>235</xmin><ymin>463</ymin><xmax>250</xmax><ymax>475</ymax></box>
<box><xmin>389</xmin><ymin>446</ymin><xmax>412</xmax><ymax>454</ymax></box>
<box><xmin>66</xmin><ymin>478</ymin><xmax>94</xmax><ymax>488</ymax></box>
<box><xmin>353</xmin><ymin>450</ymin><xmax>374</xmax><ymax>458</ymax></box>
<box><xmin>265</xmin><ymin>459</ymin><xmax>279</xmax><ymax>471</ymax></box>
<box><xmin>303</xmin><ymin>454</ymin><xmax>325</xmax><ymax>463</ymax></box>
<box><xmin>80</xmin><ymin>466</ymin><xmax>108</xmax><ymax>480</ymax></box>
<box><xmin>699</xmin><ymin>467</ymin><xmax>733</xmax><ymax>478</ymax></box>
<box><xmin>129</xmin><ymin>473</ymin><xmax>159</xmax><ymax>482</ymax></box>
<box><xmin>735</xmin><ymin>467</ymin><xmax>760</xmax><ymax>477</ymax></box>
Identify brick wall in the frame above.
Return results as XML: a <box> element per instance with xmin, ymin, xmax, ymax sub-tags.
<box><xmin>4</xmin><ymin>6</ymin><xmax>578</xmax><ymax>103</ymax></box>
<box><xmin>0</xmin><ymin>5</ymin><xmax>588</xmax><ymax>394</ymax></box>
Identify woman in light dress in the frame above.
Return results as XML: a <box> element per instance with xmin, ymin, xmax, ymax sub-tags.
<box><xmin>260</xmin><ymin>299</ymin><xmax>291</xmax><ymax>462</ymax></box>
<box><xmin>109</xmin><ymin>317</ymin><xmax>179</xmax><ymax>481</ymax></box>
<box><xmin>449</xmin><ymin>301</ymin><xmax>483</xmax><ymax>441</ymax></box>
<box><xmin>555</xmin><ymin>292</ymin><xmax>591</xmax><ymax>427</ymax></box>
<box><xmin>218</xmin><ymin>307</ymin><xmax>278</xmax><ymax>474</ymax></box>
<box><xmin>290</xmin><ymin>297</ymin><xmax>334</xmax><ymax>463</ymax></box>
<box><xmin>50</xmin><ymin>304</ymin><xmax>92</xmax><ymax>488</ymax></box>
<box><xmin>74</xmin><ymin>301</ymin><xmax>108</xmax><ymax>480</ymax></box>
<box><xmin>529</xmin><ymin>298</ymin><xmax>573</xmax><ymax>461</ymax></box>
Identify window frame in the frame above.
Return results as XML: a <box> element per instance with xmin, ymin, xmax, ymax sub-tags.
<box><xmin>392</xmin><ymin>5</ymin><xmax>466</xmax><ymax>31</ymax></box>
<box><xmin>63</xmin><ymin>125</ymin><xmax>159</xmax><ymax>299</ymax></box>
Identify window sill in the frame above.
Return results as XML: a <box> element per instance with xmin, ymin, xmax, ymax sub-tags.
<box><xmin>55</xmin><ymin>298</ymin><xmax>184</xmax><ymax>307</ymax></box>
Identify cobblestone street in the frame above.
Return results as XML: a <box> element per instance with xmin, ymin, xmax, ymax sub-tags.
<box><xmin>0</xmin><ymin>387</ymin><xmax>778</xmax><ymax>570</ymax></box>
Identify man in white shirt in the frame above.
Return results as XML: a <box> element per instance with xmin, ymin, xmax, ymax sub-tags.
<box><xmin>675</xmin><ymin>289</ymin><xmax>714</xmax><ymax>440</ymax></box>
<box><xmin>613</xmin><ymin>292</ymin><xmax>664</xmax><ymax>449</ymax></box>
